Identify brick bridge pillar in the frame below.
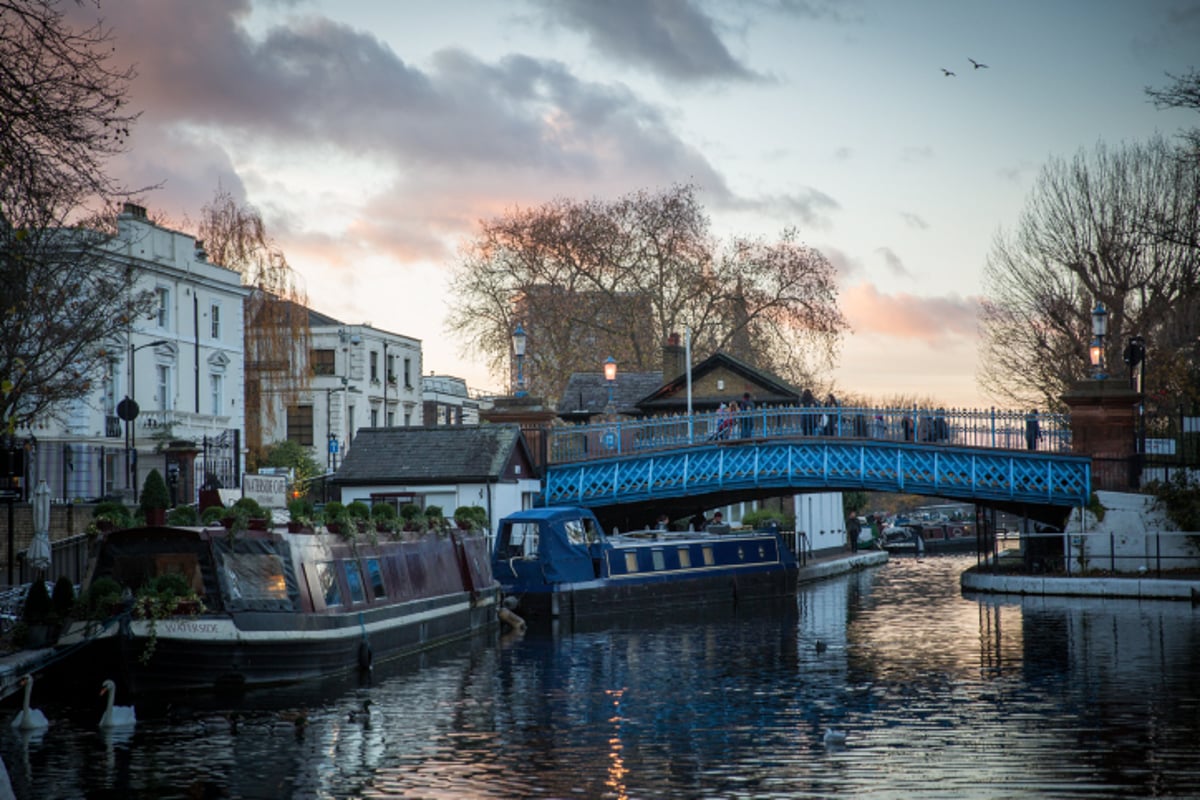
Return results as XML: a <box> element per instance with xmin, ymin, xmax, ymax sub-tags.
<box><xmin>480</xmin><ymin>396</ymin><xmax>558</xmax><ymax>471</ymax></box>
<box><xmin>1060</xmin><ymin>379</ymin><xmax>1142</xmax><ymax>491</ymax></box>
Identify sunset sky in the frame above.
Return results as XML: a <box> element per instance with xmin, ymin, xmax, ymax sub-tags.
<box><xmin>81</xmin><ymin>0</ymin><xmax>1198</xmax><ymax>407</ymax></box>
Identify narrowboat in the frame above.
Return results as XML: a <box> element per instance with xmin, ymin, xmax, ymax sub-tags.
<box><xmin>54</xmin><ymin>524</ymin><xmax>497</xmax><ymax>696</ymax></box>
<box><xmin>881</xmin><ymin>522</ymin><xmax>977</xmax><ymax>555</ymax></box>
<box><xmin>491</xmin><ymin>506</ymin><xmax>799</xmax><ymax>621</ymax></box>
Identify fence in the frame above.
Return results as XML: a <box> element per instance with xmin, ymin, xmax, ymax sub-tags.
<box><xmin>15</xmin><ymin>533</ymin><xmax>92</xmax><ymax>587</ymax></box>
<box><xmin>547</xmin><ymin>405</ymin><xmax>1071</xmax><ymax>464</ymax></box>
<box><xmin>978</xmin><ymin>529</ymin><xmax>1199</xmax><ymax>577</ymax></box>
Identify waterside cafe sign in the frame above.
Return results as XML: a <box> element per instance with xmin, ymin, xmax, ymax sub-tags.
<box><xmin>242</xmin><ymin>472</ymin><xmax>288</xmax><ymax>510</ymax></box>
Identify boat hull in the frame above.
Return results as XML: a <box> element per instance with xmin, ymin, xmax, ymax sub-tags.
<box><xmin>51</xmin><ymin>525</ymin><xmax>498</xmax><ymax>697</ymax></box>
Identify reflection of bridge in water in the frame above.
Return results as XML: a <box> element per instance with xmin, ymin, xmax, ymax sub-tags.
<box><xmin>541</xmin><ymin>405</ymin><xmax>1090</xmax><ymax>522</ymax></box>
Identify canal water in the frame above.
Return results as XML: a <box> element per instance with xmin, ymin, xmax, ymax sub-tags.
<box><xmin>5</xmin><ymin>555</ymin><xmax>1200</xmax><ymax>799</ymax></box>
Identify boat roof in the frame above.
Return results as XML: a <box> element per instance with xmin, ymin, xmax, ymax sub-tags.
<box><xmin>501</xmin><ymin>506</ymin><xmax>595</xmax><ymax>523</ymax></box>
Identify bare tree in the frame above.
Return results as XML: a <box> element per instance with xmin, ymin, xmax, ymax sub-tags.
<box><xmin>979</xmin><ymin>137</ymin><xmax>1200</xmax><ymax>410</ymax></box>
<box><xmin>198</xmin><ymin>189</ymin><xmax>311</xmax><ymax>462</ymax></box>
<box><xmin>1147</xmin><ymin>68</ymin><xmax>1200</xmax><ymax>157</ymax></box>
<box><xmin>0</xmin><ymin>0</ymin><xmax>149</xmax><ymax>433</ymax></box>
<box><xmin>447</xmin><ymin>185</ymin><xmax>846</xmax><ymax>402</ymax></box>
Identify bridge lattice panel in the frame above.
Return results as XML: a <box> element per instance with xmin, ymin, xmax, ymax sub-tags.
<box><xmin>543</xmin><ymin>441</ymin><xmax>1090</xmax><ymax>508</ymax></box>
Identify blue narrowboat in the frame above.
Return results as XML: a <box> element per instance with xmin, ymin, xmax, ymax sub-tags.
<box><xmin>492</xmin><ymin>506</ymin><xmax>799</xmax><ymax>620</ymax></box>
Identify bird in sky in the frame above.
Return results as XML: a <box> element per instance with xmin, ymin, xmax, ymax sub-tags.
<box><xmin>969</xmin><ymin>58</ymin><xmax>988</xmax><ymax>69</ymax></box>
<box><xmin>941</xmin><ymin>68</ymin><xmax>956</xmax><ymax>77</ymax></box>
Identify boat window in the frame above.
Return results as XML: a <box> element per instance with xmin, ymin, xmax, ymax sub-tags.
<box><xmin>677</xmin><ymin>547</ymin><xmax>692</xmax><ymax>568</ymax></box>
<box><xmin>701</xmin><ymin>546</ymin><xmax>715</xmax><ymax>566</ymax></box>
<box><xmin>345</xmin><ymin>561</ymin><xmax>366</xmax><ymax>605</ymax></box>
<box><xmin>624</xmin><ymin>552</ymin><xmax>639</xmax><ymax>573</ymax></box>
<box><xmin>316</xmin><ymin>561</ymin><xmax>341</xmax><ymax>608</ymax></box>
<box><xmin>581</xmin><ymin>516</ymin><xmax>601</xmax><ymax>544</ymax></box>
<box><xmin>219</xmin><ymin>553</ymin><xmax>289</xmax><ymax>605</ymax></box>
<box><xmin>365</xmin><ymin>558</ymin><xmax>386</xmax><ymax>599</ymax></box>
<box><xmin>564</xmin><ymin>519</ymin><xmax>588</xmax><ymax>545</ymax></box>
<box><xmin>651</xmin><ymin>550</ymin><xmax>665</xmax><ymax>570</ymax></box>
<box><xmin>501</xmin><ymin>522</ymin><xmax>539</xmax><ymax>559</ymax></box>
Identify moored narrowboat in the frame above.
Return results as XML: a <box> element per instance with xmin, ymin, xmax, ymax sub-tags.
<box><xmin>492</xmin><ymin>506</ymin><xmax>799</xmax><ymax>621</ymax></box>
<box><xmin>54</xmin><ymin>524</ymin><xmax>497</xmax><ymax>696</ymax></box>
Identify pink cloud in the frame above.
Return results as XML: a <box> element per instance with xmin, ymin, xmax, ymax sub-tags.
<box><xmin>841</xmin><ymin>282</ymin><xmax>981</xmax><ymax>345</ymax></box>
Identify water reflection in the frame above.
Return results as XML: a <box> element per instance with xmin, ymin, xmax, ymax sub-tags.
<box><xmin>4</xmin><ymin>557</ymin><xmax>1200</xmax><ymax>798</ymax></box>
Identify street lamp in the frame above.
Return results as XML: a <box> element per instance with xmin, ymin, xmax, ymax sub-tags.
<box><xmin>604</xmin><ymin>356</ymin><xmax>617</xmax><ymax>412</ymax></box>
<box><xmin>512</xmin><ymin>323</ymin><xmax>527</xmax><ymax>397</ymax></box>
<box><xmin>1089</xmin><ymin>303</ymin><xmax>1108</xmax><ymax>379</ymax></box>
<box><xmin>123</xmin><ymin>338</ymin><xmax>169</xmax><ymax>501</ymax></box>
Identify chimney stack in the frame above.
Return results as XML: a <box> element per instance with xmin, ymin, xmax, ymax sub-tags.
<box><xmin>662</xmin><ymin>332</ymin><xmax>686</xmax><ymax>381</ymax></box>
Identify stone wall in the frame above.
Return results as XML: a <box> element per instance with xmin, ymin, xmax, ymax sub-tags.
<box><xmin>1065</xmin><ymin>490</ymin><xmax>1198</xmax><ymax>573</ymax></box>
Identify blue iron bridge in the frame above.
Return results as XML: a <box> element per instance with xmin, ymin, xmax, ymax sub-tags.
<box><xmin>542</xmin><ymin>405</ymin><xmax>1091</xmax><ymax>511</ymax></box>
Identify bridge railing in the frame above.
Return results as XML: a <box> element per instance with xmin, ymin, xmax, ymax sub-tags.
<box><xmin>547</xmin><ymin>405</ymin><xmax>1071</xmax><ymax>464</ymax></box>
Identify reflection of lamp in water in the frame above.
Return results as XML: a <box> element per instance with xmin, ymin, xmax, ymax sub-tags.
<box><xmin>512</xmin><ymin>323</ymin><xmax>528</xmax><ymax>397</ymax></box>
<box><xmin>604</xmin><ymin>356</ymin><xmax>617</xmax><ymax>413</ymax></box>
<box><xmin>1089</xmin><ymin>303</ymin><xmax>1108</xmax><ymax>379</ymax></box>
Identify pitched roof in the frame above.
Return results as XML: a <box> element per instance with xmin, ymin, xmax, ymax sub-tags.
<box><xmin>332</xmin><ymin>425</ymin><xmax>534</xmax><ymax>485</ymax></box>
<box><xmin>557</xmin><ymin>371</ymin><xmax>664</xmax><ymax>416</ymax></box>
<box><xmin>638</xmin><ymin>351</ymin><xmax>801</xmax><ymax>407</ymax></box>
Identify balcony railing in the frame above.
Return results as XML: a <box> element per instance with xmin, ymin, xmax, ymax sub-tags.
<box><xmin>105</xmin><ymin>415</ymin><xmax>122</xmax><ymax>438</ymax></box>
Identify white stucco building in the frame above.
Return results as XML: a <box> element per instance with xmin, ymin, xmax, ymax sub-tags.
<box><xmin>17</xmin><ymin>202</ymin><xmax>248</xmax><ymax>504</ymax></box>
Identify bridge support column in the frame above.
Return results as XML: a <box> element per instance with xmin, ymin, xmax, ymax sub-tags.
<box><xmin>1061</xmin><ymin>379</ymin><xmax>1142</xmax><ymax>491</ymax></box>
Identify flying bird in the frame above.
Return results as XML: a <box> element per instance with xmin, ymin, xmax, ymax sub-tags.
<box><xmin>969</xmin><ymin>58</ymin><xmax>988</xmax><ymax>69</ymax></box>
<box><xmin>941</xmin><ymin>68</ymin><xmax>956</xmax><ymax>77</ymax></box>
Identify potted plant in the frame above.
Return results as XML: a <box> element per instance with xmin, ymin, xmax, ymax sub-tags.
<box><xmin>323</xmin><ymin>501</ymin><xmax>348</xmax><ymax>535</ymax></box>
<box><xmin>166</xmin><ymin>505</ymin><xmax>199</xmax><ymax>526</ymax></box>
<box><xmin>425</xmin><ymin>505</ymin><xmax>447</xmax><ymax>533</ymax></box>
<box><xmin>346</xmin><ymin>501</ymin><xmax>371</xmax><ymax>534</ymax></box>
<box><xmin>371</xmin><ymin>503</ymin><xmax>398</xmax><ymax>534</ymax></box>
<box><xmin>140</xmin><ymin>468</ymin><xmax>171</xmax><ymax>526</ymax></box>
<box><xmin>287</xmin><ymin>498</ymin><xmax>314</xmax><ymax>532</ymax></box>
<box><xmin>399</xmin><ymin>503</ymin><xmax>426</xmax><ymax>535</ymax></box>
<box><xmin>52</xmin><ymin>576</ymin><xmax>75</xmax><ymax>622</ymax></box>
<box><xmin>77</xmin><ymin>576</ymin><xmax>125</xmax><ymax>621</ymax></box>
<box><xmin>453</xmin><ymin>505</ymin><xmax>488</xmax><ymax>533</ymax></box>
<box><xmin>133</xmin><ymin>573</ymin><xmax>205</xmax><ymax>664</ymax></box>
<box><xmin>200</xmin><ymin>504</ymin><xmax>227</xmax><ymax>527</ymax></box>
<box><xmin>90</xmin><ymin>500</ymin><xmax>134</xmax><ymax>534</ymax></box>
<box><xmin>232</xmin><ymin>497</ymin><xmax>269</xmax><ymax>530</ymax></box>
<box><xmin>20</xmin><ymin>580</ymin><xmax>56</xmax><ymax>648</ymax></box>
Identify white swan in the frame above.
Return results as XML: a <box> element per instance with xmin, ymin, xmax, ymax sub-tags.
<box><xmin>823</xmin><ymin>727</ymin><xmax>847</xmax><ymax>746</ymax></box>
<box><xmin>99</xmin><ymin>680</ymin><xmax>136</xmax><ymax>728</ymax></box>
<box><xmin>10</xmin><ymin>676</ymin><xmax>49</xmax><ymax>731</ymax></box>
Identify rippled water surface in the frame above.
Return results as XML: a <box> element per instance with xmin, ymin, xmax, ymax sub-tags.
<box><xmin>5</xmin><ymin>555</ymin><xmax>1200</xmax><ymax>798</ymax></box>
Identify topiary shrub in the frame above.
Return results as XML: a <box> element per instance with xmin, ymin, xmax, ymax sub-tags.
<box><xmin>52</xmin><ymin>576</ymin><xmax>75</xmax><ymax>621</ymax></box>
<box><xmin>140</xmin><ymin>469</ymin><xmax>171</xmax><ymax>513</ymax></box>
<box><xmin>346</xmin><ymin>501</ymin><xmax>371</xmax><ymax>520</ymax></box>
<box><xmin>21</xmin><ymin>580</ymin><xmax>52</xmax><ymax>625</ymax></box>
<box><xmin>232</xmin><ymin>496</ymin><xmax>266</xmax><ymax>519</ymax></box>
<box><xmin>79</xmin><ymin>577</ymin><xmax>123</xmax><ymax>619</ymax></box>
<box><xmin>453</xmin><ymin>505</ymin><xmax>489</xmax><ymax>532</ymax></box>
<box><xmin>93</xmin><ymin>500</ymin><xmax>134</xmax><ymax>529</ymax></box>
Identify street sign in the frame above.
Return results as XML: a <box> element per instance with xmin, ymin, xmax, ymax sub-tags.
<box><xmin>117</xmin><ymin>397</ymin><xmax>139</xmax><ymax>421</ymax></box>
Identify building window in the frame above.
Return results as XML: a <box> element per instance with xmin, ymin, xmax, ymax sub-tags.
<box><xmin>210</xmin><ymin>373</ymin><xmax>223</xmax><ymax>415</ymax></box>
<box><xmin>370</xmin><ymin>351</ymin><xmax>378</xmax><ymax>382</ymax></box>
<box><xmin>348</xmin><ymin>405</ymin><xmax>356</xmax><ymax>437</ymax></box>
<box><xmin>370</xmin><ymin>408</ymin><xmax>378</xmax><ymax>427</ymax></box>
<box><xmin>311</xmin><ymin>349</ymin><xmax>336</xmax><ymax>376</ymax></box>
<box><xmin>155</xmin><ymin>287</ymin><xmax>170</xmax><ymax>328</ymax></box>
<box><xmin>386</xmin><ymin>354</ymin><xmax>395</xmax><ymax>383</ymax></box>
<box><xmin>386</xmin><ymin>410</ymin><xmax>394</xmax><ymax>426</ymax></box>
<box><xmin>156</xmin><ymin>364</ymin><xmax>171</xmax><ymax>410</ymax></box>
<box><xmin>210</xmin><ymin>303</ymin><xmax>221</xmax><ymax>339</ymax></box>
<box><xmin>403</xmin><ymin>358</ymin><xmax>412</xmax><ymax>388</ymax></box>
<box><xmin>287</xmin><ymin>404</ymin><xmax>314</xmax><ymax>446</ymax></box>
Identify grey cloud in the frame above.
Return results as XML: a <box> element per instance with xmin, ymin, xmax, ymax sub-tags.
<box><xmin>726</xmin><ymin>187</ymin><xmax>840</xmax><ymax>228</ymax></box>
<box><xmin>899</xmin><ymin>211</ymin><xmax>928</xmax><ymax>230</ymax></box>
<box><xmin>875</xmin><ymin>247</ymin><xmax>912</xmax><ymax>278</ymax></box>
<box><xmin>531</xmin><ymin>0</ymin><xmax>763</xmax><ymax>84</ymax></box>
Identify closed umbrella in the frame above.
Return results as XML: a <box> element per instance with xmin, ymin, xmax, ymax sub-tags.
<box><xmin>26</xmin><ymin>479</ymin><xmax>51</xmax><ymax>575</ymax></box>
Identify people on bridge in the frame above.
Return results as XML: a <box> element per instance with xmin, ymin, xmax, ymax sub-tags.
<box><xmin>801</xmin><ymin>389</ymin><xmax>818</xmax><ymax>436</ymax></box>
<box><xmin>740</xmin><ymin>392</ymin><xmax>755</xmax><ymax>439</ymax></box>
<box><xmin>822</xmin><ymin>394</ymin><xmax>839</xmax><ymax>436</ymax></box>
<box><xmin>1025</xmin><ymin>409</ymin><xmax>1041</xmax><ymax>451</ymax></box>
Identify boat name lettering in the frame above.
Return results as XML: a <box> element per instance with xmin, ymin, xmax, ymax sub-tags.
<box><xmin>161</xmin><ymin>621</ymin><xmax>221</xmax><ymax>634</ymax></box>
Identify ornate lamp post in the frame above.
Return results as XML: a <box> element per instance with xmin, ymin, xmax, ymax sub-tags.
<box><xmin>1089</xmin><ymin>303</ymin><xmax>1108</xmax><ymax>380</ymax></box>
<box><xmin>604</xmin><ymin>356</ymin><xmax>617</xmax><ymax>413</ymax></box>
<box><xmin>512</xmin><ymin>323</ymin><xmax>528</xmax><ymax>397</ymax></box>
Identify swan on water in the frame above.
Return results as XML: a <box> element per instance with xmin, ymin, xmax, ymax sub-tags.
<box><xmin>823</xmin><ymin>728</ymin><xmax>847</xmax><ymax>746</ymax></box>
<box><xmin>99</xmin><ymin>680</ymin><xmax>137</xmax><ymax>728</ymax></box>
<box><xmin>10</xmin><ymin>676</ymin><xmax>49</xmax><ymax>731</ymax></box>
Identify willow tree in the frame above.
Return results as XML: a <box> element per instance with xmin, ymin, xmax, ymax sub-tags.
<box><xmin>198</xmin><ymin>189</ymin><xmax>310</xmax><ymax>463</ymax></box>
<box><xmin>447</xmin><ymin>185</ymin><xmax>846</xmax><ymax>402</ymax></box>
<box><xmin>978</xmin><ymin>137</ymin><xmax>1200</xmax><ymax>411</ymax></box>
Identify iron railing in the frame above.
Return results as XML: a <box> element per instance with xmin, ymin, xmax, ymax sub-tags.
<box><xmin>548</xmin><ymin>405</ymin><xmax>1071</xmax><ymax>465</ymax></box>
